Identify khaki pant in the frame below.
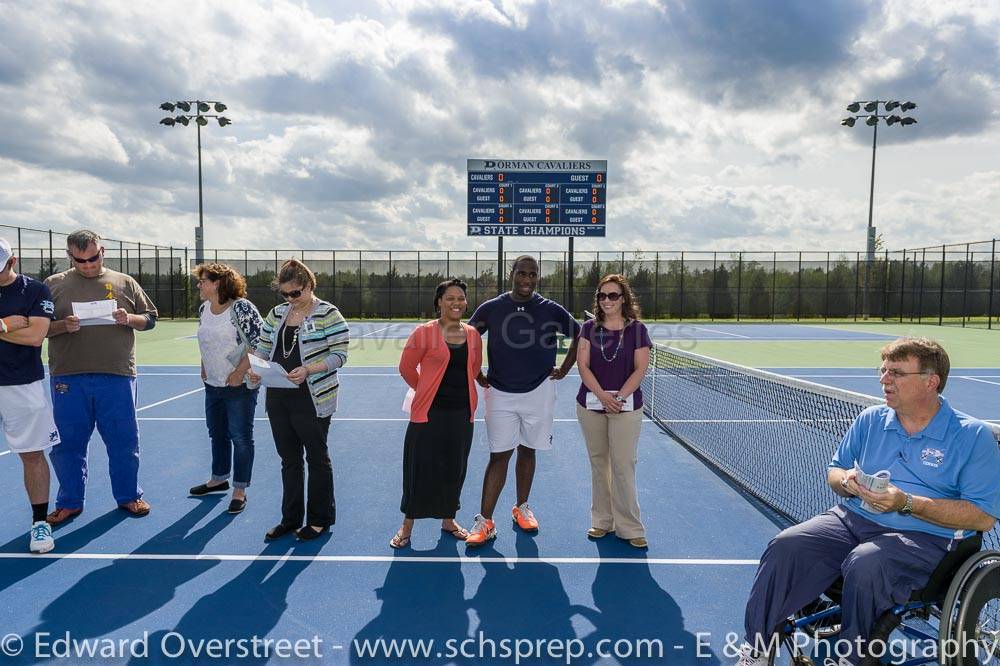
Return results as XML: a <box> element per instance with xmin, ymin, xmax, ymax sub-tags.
<box><xmin>575</xmin><ymin>404</ymin><xmax>645</xmax><ymax>539</ymax></box>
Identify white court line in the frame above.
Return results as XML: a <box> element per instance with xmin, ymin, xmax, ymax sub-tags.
<box><xmin>686</xmin><ymin>325</ymin><xmax>750</xmax><ymax>339</ymax></box>
<box><xmin>135</xmin><ymin>387</ymin><xmax>205</xmax><ymax>413</ymax></box>
<box><xmin>958</xmin><ymin>376</ymin><xmax>1000</xmax><ymax>388</ymax></box>
<box><xmin>0</xmin><ymin>552</ymin><xmax>758</xmax><ymax>565</ymax></box>
<box><xmin>357</xmin><ymin>325</ymin><xmax>396</xmax><ymax>338</ymax></box>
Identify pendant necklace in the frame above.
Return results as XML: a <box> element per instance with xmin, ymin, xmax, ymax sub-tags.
<box><xmin>598</xmin><ymin>323</ymin><xmax>626</xmax><ymax>363</ymax></box>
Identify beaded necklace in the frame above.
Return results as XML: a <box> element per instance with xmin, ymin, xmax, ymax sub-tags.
<box><xmin>597</xmin><ymin>320</ymin><xmax>627</xmax><ymax>363</ymax></box>
<box><xmin>281</xmin><ymin>325</ymin><xmax>299</xmax><ymax>359</ymax></box>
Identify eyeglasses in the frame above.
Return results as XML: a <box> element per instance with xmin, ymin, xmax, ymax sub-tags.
<box><xmin>596</xmin><ymin>292</ymin><xmax>622</xmax><ymax>302</ymax></box>
<box><xmin>68</xmin><ymin>250</ymin><xmax>102</xmax><ymax>264</ymax></box>
<box><xmin>878</xmin><ymin>367</ymin><xmax>930</xmax><ymax>379</ymax></box>
<box><xmin>196</xmin><ymin>277</ymin><xmax>217</xmax><ymax>285</ymax></box>
<box><xmin>280</xmin><ymin>289</ymin><xmax>303</xmax><ymax>299</ymax></box>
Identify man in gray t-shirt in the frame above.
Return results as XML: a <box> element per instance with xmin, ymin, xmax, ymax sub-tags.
<box><xmin>44</xmin><ymin>229</ymin><xmax>158</xmax><ymax>525</ymax></box>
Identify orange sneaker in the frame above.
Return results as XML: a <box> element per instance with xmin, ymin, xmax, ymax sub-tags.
<box><xmin>464</xmin><ymin>514</ymin><xmax>496</xmax><ymax>547</ymax></box>
<box><xmin>512</xmin><ymin>503</ymin><xmax>538</xmax><ymax>532</ymax></box>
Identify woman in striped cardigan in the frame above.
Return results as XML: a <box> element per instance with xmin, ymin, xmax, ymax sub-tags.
<box><xmin>250</xmin><ymin>258</ymin><xmax>349</xmax><ymax>541</ymax></box>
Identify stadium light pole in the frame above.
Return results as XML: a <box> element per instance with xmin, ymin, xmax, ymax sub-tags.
<box><xmin>158</xmin><ymin>100</ymin><xmax>232</xmax><ymax>265</ymax></box>
<box><xmin>841</xmin><ymin>99</ymin><xmax>917</xmax><ymax>319</ymax></box>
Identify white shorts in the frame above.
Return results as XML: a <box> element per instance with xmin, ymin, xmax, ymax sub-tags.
<box><xmin>0</xmin><ymin>380</ymin><xmax>60</xmax><ymax>453</ymax></box>
<box><xmin>484</xmin><ymin>379</ymin><xmax>557</xmax><ymax>453</ymax></box>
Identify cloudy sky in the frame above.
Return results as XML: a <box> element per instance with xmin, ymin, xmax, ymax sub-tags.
<box><xmin>0</xmin><ymin>0</ymin><xmax>997</xmax><ymax>255</ymax></box>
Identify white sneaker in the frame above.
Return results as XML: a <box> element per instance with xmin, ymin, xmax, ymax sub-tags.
<box><xmin>736</xmin><ymin>642</ymin><xmax>770</xmax><ymax>666</ymax></box>
<box><xmin>29</xmin><ymin>521</ymin><xmax>54</xmax><ymax>554</ymax></box>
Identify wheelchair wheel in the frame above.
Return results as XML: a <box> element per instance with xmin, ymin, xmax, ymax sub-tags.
<box><xmin>795</xmin><ymin>598</ymin><xmax>842</xmax><ymax>639</ymax></box>
<box><xmin>953</xmin><ymin>559</ymin><xmax>1000</xmax><ymax>665</ymax></box>
<box><xmin>940</xmin><ymin>552</ymin><xmax>1000</xmax><ymax>665</ymax></box>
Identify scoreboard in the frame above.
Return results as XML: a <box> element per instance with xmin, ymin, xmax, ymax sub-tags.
<box><xmin>467</xmin><ymin>159</ymin><xmax>607</xmax><ymax>237</ymax></box>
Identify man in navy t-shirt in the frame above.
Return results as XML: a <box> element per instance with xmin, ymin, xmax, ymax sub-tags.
<box><xmin>0</xmin><ymin>238</ymin><xmax>59</xmax><ymax>553</ymax></box>
<box><xmin>464</xmin><ymin>255</ymin><xmax>581</xmax><ymax>546</ymax></box>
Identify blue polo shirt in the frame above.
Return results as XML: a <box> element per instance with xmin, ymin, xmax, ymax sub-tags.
<box><xmin>0</xmin><ymin>274</ymin><xmax>55</xmax><ymax>386</ymax></box>
<box><xmin>468</xmin><ymin>292</ymin><xmax>580</xmax><ymax>393</ymax></box>
<box><xmin>830</xmin><ymin>398</ymin><xmax>1000</xmax><ymax>539</ymax></box>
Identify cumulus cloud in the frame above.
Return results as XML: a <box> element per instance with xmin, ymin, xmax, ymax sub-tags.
<box><xmin>0</xmin><ymin>0</ymin><xmax>997</xmax><ymax>257</ymax></box>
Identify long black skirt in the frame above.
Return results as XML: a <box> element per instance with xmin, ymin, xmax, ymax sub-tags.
<box><xmin>400</xmin><ymin>406</ymin><xmax>474</xmax><ymax>519</ymax></box>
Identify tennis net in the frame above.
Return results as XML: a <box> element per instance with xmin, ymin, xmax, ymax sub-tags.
<box><xmin>639</xmin><ymin>342</ymin><xmax>882</xmax><ymax>525</ymax></box>
<box><xmin>639</xmin><ymin>341</ymin><xmax>1000</xmax><ymax>548</ymax></box>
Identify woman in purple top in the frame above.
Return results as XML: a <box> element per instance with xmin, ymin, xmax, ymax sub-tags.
<box><xmin>576</xmin><ymin>274</ymin><xmax>651</xmax><ymax>548</ymax></box>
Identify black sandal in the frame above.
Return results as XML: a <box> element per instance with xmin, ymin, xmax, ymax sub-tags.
<box><xmin>265</xmin><ymin>523</ymin><xmax>298</xmax><ymax>540</ymax></box>
<box><xmin>296</xmin><ymin>526</ymin><xmax>327</xmax><ymax>541</ymax></box>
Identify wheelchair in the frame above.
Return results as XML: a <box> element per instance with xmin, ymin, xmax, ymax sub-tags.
<box><xmin>775</xmin><ymin>533</ymin><xmax>1000</xmax><ymax>665</ymax></box>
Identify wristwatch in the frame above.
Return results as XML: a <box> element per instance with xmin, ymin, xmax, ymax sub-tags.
<box><xmin>899</xmin><ymin>493</ymin><xmax>914</xmax><ymax>516</ymax></box>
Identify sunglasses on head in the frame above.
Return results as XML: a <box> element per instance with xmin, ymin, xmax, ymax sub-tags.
<box><xmin>280</xmin><ymin>289</ymin><xmax>303</xmax><ymax>299</ymax></box>
<box><xmin>69</xmin><ymin>250</ymin><xmax>102</xmax><ymax>264</ymax></box>
<box><xmin>596</xmin><ymin>291</ymin><xmax>622</xmax><ymax>302</ymax></box>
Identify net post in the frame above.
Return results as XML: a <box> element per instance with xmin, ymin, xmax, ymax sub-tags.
<box><xmin>48</xmin><ymin>229</ymin><xmax>53</xmax><ymax>279</ymax></box>
<box><xmin>388</xmin><ymin>250</ymin><xmax>393</xmax><ymax>320</ymax></box>
<box><xmin>647</xmin><ymin>344</ymin><xmax>657</xmax><ymax>422</ymax></box>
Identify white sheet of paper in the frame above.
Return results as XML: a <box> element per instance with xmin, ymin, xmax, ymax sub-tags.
<box><xmin>853</xmin><ymin>462</ymin><xmax>891</xmax><ymax>512</ymax></box>
<box><xmin>72</xmin><ymin>300</ymin><xmax>116</xmax><ymax>326</ymax></box>
<box><xmin>248</xmin><ymin>355</ymin><xmax>298</xmax><ymax>389</ymax></box>
<box><xmin>585</xmin><ymin>391</ymin><xmax>634</xmax><ymax>412</ymax></box>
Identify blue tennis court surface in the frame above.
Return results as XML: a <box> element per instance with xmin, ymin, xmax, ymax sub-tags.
<box><xmin>0</xmin><ymin>367</ymin><xmax>782</xmax><ymax>665</ymax></box>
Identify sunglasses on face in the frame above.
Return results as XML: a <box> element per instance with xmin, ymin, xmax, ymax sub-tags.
<box><xmin>280</xmin><ymin>289</ymin><xmax>304</xmax><ymax>299</ymax></box>
<box><xmin>596</xmin><ymin>291</ymin><xmax>623</xmax><ymax>302</ymax></box>
<box><xmin>69</xmin><ymin>250</ymin><xmax>102</xmax><ymax>264</ymax></box>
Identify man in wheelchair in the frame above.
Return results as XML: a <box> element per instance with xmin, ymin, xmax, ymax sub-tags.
<box><xmin>737</xmin><ymin>338</ymin><xmax>1000</xmax><ymax>666</ymax></box>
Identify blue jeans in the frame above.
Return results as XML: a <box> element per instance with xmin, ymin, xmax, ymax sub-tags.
<box><xmin>204</xmin><ymin>384</ymin><xmax>259</xmax><ymax>489</ymax></box>
<box><xmin>49</xmin><ymin>373</ymin><xmax>141</xmax><ymax>509</ymax></box>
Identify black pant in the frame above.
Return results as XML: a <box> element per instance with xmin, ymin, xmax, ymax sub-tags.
<box><xmin>265</xmin><ymin>387</ymin><xmax>335</xmax><ymax>527</ymax></box>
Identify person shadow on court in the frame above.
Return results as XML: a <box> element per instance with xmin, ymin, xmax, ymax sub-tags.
<box><xmin>350</xmin><ymin>534</ymin><xmax>468</xmax><ymax>665</ymax></box>
<box><xmin>26</xmin><ymin>497</ymin><xmax>230</xmax><ymax>645</ymax></box>
<box><xmin>465</xmin><ymin>531</ymin><xmax>576</xmax><ymax>664</ymax></box>
<box><xmin>134</xmin><ymin>539</ymin><xmax>311</xmax><ymax>665</ymax></box>
<box><xmin>571</xmin><ymin>537</ymin><xmax>722</xmax><ymax>665</ymax></box>
<box><xmin>0</xmin><ymin>508</ymin><xmax>128</xmax><ymax>597</ymax></box>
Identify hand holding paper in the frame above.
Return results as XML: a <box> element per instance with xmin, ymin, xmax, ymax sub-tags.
<box><xmin>853</xmin><ymin>462</ymin><xmax>891</xmax><ymax>512</ymax></box>
<box><xmin>248</xmin><ymin>355</ymin><xmax>297</xmax><ymax>389</ymax></box>
<box><xmin>72</xmin><ymin>300</ymin><xmax>116</xmax><ymax>326</ymax></box>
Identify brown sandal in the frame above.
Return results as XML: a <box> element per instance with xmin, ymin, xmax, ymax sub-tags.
<box><xmin>389</xmin><ymin>530</ymin><xmax>411</xmax><ymax>549</ymax></box>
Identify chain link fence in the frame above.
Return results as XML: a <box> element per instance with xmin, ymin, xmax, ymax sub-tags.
<box><xmin>3</xmin><ymin>224</ymin><xmax>997</xmax><ymax>326</ymax></box>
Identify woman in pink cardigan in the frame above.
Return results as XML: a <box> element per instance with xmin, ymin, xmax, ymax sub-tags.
<box><xmin>391</xmin><ymin>279</ymin><xmax>483</xmax><ymax>548</ymax></box>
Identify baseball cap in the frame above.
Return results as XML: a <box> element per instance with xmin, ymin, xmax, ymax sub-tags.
<box><xmin>0</xmin><ymin>238</ymin><xmax>12</xmax><ymax>267</ymax></box>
